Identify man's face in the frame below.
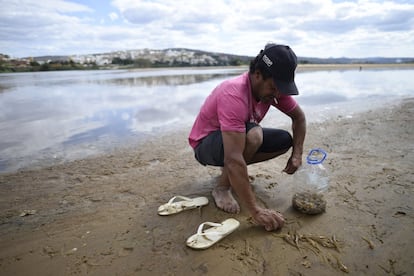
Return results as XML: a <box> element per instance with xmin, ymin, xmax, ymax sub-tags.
<box><xmin>252</xmin><ymin>71</ymin><xmax>282</xmax><ymax>103</ymax></box>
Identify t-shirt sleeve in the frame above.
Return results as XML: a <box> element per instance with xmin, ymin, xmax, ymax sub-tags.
<box><xmin>217</xmin><ymin>93</ymin><xmax>247</xmax><ymax>133</ymax></box>
<box><xmin>274</xmin><ymin>95</ymin><xmax>298</xmax><ymax>114</ymax></box>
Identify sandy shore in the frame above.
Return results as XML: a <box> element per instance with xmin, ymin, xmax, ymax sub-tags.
<box><xmin>0</xmin><ymin>98</ymin><xmax>413</xmax><ymax>275</ymax></box>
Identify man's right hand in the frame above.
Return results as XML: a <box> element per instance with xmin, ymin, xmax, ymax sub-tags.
<box><xmin>252</xmin><ymin>207</ymin><xmax>285</xmax><ymax>231</ymax></box>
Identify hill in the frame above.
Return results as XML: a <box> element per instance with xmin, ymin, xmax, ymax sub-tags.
<box><xmin>29</xmin><ymin>48</ymin><xmax>414</xmax><ymax>66</ymax></box>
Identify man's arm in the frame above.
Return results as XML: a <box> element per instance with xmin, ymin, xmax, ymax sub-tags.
<box><xmin>222</xmin><ymin>131</ymin><xmax>284</xmax><ymax>231</ymax></box>
<box><xmin>283</xmin><ymin>105</ymin><xmax>306</xmax><ymax>174</ymax></box>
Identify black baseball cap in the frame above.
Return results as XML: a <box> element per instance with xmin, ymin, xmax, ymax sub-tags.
<box><xmin>260</xmin><ymin>43</ymin><xmax>299</xmax><ymax>95</ymax></box>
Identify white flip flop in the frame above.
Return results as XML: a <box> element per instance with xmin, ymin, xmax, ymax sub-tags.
<box><xmin>186</xmin><ymin>218</ymin><xmax>240</xmax><ymax>249</ymax></box>
<box><xmin>157</xmin><ymin>195</ymin><xmax>209</xmax><ymax>216</ymax></box>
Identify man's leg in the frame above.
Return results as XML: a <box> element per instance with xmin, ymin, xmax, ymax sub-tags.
<box><xmin>213</xmin><ymin>126</ymin><xmax>292</xmax><ymax>213</ymax></box>
<box><xmin>212</xmin><ymin>126</ymin><xmax>263</xmax><ymax>213</ymax></box>
<box><xmin>193</xmin><ymin>130</ymin><xmax>240</xmax><ymax>212</ymax></box>
<box><xmin>212</xmin><ymin>167</ymin><xmax>240</xmax><ymax>213</ymax></box>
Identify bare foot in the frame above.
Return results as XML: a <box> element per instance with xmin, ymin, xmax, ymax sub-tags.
<box><xmin>212</xmin><ymin>186</ymin><xmax>240</xmax><ymax>214</ymax></box>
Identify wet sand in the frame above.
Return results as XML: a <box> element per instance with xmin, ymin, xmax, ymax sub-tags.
<box><xmin>0</xmin><ymin>98</ymin><xmax>413</xmax><ymax>275</ymax></box>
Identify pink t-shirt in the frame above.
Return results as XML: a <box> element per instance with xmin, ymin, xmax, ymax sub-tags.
<box><xmin>188</xmin><ymin>72</ymin><xmax>297</xmax><ymax>148</ymax></box>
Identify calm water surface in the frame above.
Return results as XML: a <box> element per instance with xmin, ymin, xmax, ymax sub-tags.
<box><xmin>0</xmin><ymin>67</ymin><xmax>413</xmax><ymax>173</ymax></box>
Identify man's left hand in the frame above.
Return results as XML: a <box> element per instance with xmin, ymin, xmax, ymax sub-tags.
<box><xmin>283</xmin><ymin>154</ymin><xmax>302</xmax><ymax>174</ymax></box>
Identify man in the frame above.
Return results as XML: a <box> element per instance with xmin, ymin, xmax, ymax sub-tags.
<box><xmin>188</xmin><ymin>43</ymin><xmax>306</xmax><ymax>231</ymax></box>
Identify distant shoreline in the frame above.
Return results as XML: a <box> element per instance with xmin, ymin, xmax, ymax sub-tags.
<box><xmin>297</xmin><ymin>63</ymin><xmax>414</xmax><ymax>72</ymax></box>
<box><xmin>117</xmin><ymin>63</ymin><xmax>414</xmax><ymax>73</ymax></box>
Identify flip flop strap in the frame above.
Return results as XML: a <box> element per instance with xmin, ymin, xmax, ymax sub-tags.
<box><xmin>196</xmin><ymin>222</ymin><xmax>223</xmax><ymax>236</ymax></box>
<box><xmin>167</xmin><ymin>195</ymin><xmax>192</xmax><ymax>204</ymax></box>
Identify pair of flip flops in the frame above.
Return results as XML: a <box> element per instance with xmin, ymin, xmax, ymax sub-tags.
<box><xmin>157</xmin><ymin>195</ymin><xmax>240</xmax><ymax>249</ymax></box>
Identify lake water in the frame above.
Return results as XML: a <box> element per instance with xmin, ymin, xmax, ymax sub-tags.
<box><xmin>0</xmin><ymin>67</ymin><xmax>413</xmax><ymax>173</ymax></box>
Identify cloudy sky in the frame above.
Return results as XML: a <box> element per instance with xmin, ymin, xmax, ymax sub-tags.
<box><xmin>1</xmin><ymin>0</ymin><xmax>413</xmax><ymax>58</ymax></box>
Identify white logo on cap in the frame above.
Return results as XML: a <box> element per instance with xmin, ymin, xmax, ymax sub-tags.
<box><xmin>262</xmin><ymin>54</ymin><xmax>273</xmax><ymax>67</ymax></box>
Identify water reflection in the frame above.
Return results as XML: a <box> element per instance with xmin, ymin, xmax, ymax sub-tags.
<box><xmin>0</xmin><ymin>68</ymin><xmax>243</xmax><ymax>90</ymax></box>
<box><xmin>0</xmin><ymin>68</ymin><xmax>245</xmax><ymax>172</ymax></box>
<box><xmin>0</xmin><ymin>67</ymin><xmax>413</xmax><ymax>173</ymax></box>
<box><xmin>103</xmin><ymin>73</ymin><xmax>236</xmax><ymax>87</ymax></box>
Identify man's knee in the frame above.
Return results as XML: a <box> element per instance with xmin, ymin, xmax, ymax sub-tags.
<box><xmin>246</xmin><ymin>126</ymin><xmax>263</xmax><ymax>149</ymax></box>
<box><xmin>259</xmin><ymin>128</ymin><xmax>292</xmax><ymax>153</ymax></box>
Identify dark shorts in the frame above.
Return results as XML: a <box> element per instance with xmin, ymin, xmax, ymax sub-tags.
<box><xmin>194</xmin><ymin>122</ymin><xmax>293</xmax><ymax>166</ymax></box>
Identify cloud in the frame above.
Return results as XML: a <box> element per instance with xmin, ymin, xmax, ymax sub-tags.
<box><xmin>122</xmin><ymin>5</ymin><xmax>169</xmax><ymax>24</ymax></box>
<box><xmin>109</xmin><ymin>12</ymin><xmax>119</xmax><ymax>21</ymax></box>
<box><xmin>288</xmin><ymin>1</ymin><xmax>414</xmax><ymax>34</ymax></box>
<box><xmin>0</xmin><ymin>0</ymin><xmax>413</xmax><ymax>58</ymax></box>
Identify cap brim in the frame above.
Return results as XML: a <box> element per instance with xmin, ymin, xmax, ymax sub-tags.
<box><xmin>274</xmin><ymin>79</ymin><xmax>299</xmax><ymax>95</ymax></box>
